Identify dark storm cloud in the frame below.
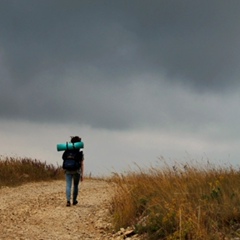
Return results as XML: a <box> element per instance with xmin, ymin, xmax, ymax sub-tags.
<box><xmin>1</xmin><ymin>0</ymin><xmax>240</xmax><ymax>127</ymax></box>
<box><xmin>1</xmin><ymin>0</ymin><xmax>240</xmax><ymax>87</ymax></box>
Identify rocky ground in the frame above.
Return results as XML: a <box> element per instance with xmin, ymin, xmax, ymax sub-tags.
<box><xmin>0</xmin><ymin>179</ymin><xmax>142</xmax><ymax>240</ymax></box>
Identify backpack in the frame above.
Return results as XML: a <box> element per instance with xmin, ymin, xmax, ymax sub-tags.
<box><xmin>62</xmin><ymin>150</ymin><xmax>82</xmax><ymax>171</ymax></box>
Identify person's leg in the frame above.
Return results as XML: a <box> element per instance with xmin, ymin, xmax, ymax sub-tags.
<box><xmin>73</xmin><ymin>173</ymin><xmax>80</xmax><ymax>204</ymax></box>
<box><xmin>65</xmin><ymin>173</ymin><xmax>72</xmax><ymax>205</ymax></box>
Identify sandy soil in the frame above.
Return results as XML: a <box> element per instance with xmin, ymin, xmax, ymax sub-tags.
<box><xmin>0</xmin><ymin>179</ymin><xmax>136</xmax><ymax>240</ymax></box>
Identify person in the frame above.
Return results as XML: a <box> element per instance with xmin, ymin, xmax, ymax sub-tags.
<box><xmin>62</xmin><ymin>136</ymin><xmax>84</xmax><ymax>207</ymax></box>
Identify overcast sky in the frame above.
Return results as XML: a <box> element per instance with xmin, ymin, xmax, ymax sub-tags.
<box><xmin>1</xmin><ymin>0</ymin><xmax>240</xmax><ymax>175</ymax></box>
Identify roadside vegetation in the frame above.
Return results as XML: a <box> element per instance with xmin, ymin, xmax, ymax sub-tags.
<box><xmin>2</xmin><ymin>156</ymin><xmax>240</xmax><ymax>239</ymax></box>
<box><xmin>111</xmin><ymin>161</ymin><xmax>240</xmax><ymax>240</ymax></box>
<box><xmin>0</xmin><ymin>156</ymin><xmax>64</xmax><ymax>187</ymax></box>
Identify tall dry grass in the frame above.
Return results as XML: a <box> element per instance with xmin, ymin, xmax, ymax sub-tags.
<box><xmin>0</xmin><ymin>156</ymin><xmax>64</xmax><ymax>187</ymax></box>
<box><xmin>111</xmin><ymin>161</ymin><xmax>240</xmax><ymax>240</ymax></box>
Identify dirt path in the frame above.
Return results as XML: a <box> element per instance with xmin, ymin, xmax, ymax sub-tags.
<box><xmin>0</xmin><ymin>179</ymin><xmax>138</xmax><ymax>240</ymax></box>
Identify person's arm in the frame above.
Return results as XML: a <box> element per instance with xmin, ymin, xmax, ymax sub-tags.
<box><xmin>62</xmin><ymin>150</ymin><xmax>69</xmax><ymax>160</ymax></box>
<box><xmin>62</xmin><ymin>150</ymin><xmax>67</xmax><ymax>160</ymax></box>
<box><xmin>79</xmin><ymin>151</ymin><xmax>84</xmax><ymax>181</ymax></box>
<box><xmin>80</xmin><ymin>160</ymin><xmax>84</xmax><ymax>181</ymax></box>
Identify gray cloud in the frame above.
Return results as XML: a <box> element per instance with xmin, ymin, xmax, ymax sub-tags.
<box><xmin>1</xmin><ymin>0</ymin><xmax>240</xmax><ymax>129</ymax></box>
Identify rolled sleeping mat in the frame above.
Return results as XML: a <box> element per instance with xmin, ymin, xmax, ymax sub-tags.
<box><xmin>57</xmin><ymin>141</ymin><xmax>84</xmax><ymax>151</ymax></box>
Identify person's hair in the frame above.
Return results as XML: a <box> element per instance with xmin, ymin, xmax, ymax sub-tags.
<box><xmin>71</xmin><ymin>136</ymin><xmax>81</xmax><ymax>143</ymax></box>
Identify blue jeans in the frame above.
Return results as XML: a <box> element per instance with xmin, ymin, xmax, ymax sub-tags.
<box><xmin>65</xmin><ymin>172</ymin><xmax>80</xmax><ymax>202</ymax></box>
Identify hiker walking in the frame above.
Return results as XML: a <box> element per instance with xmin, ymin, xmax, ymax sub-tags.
<box><xmin>62</xmin><ymin>136</ymin><xmax>84</xmax><ymax>207</ymax></box>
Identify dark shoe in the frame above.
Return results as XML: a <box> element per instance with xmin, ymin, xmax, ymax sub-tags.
<box><xmin>66</xmin><ymin>201</ymin><xmax>71</xmax><ymax>207</ymax></box>
<box><xmin>73</xmin><ymin>200</ymin><xmax>78</xmax><ymax>205</ymax></box>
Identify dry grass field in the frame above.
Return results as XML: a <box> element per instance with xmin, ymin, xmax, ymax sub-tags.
<box><xmin>110</xmin><ymin>161</ymin><xmax>240</xmax><ymax>239</ymax></box>
<box><xmin>1</xmin><ymin>156</ymin><xmax>240</xmax><ymax>239</ymax></box>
